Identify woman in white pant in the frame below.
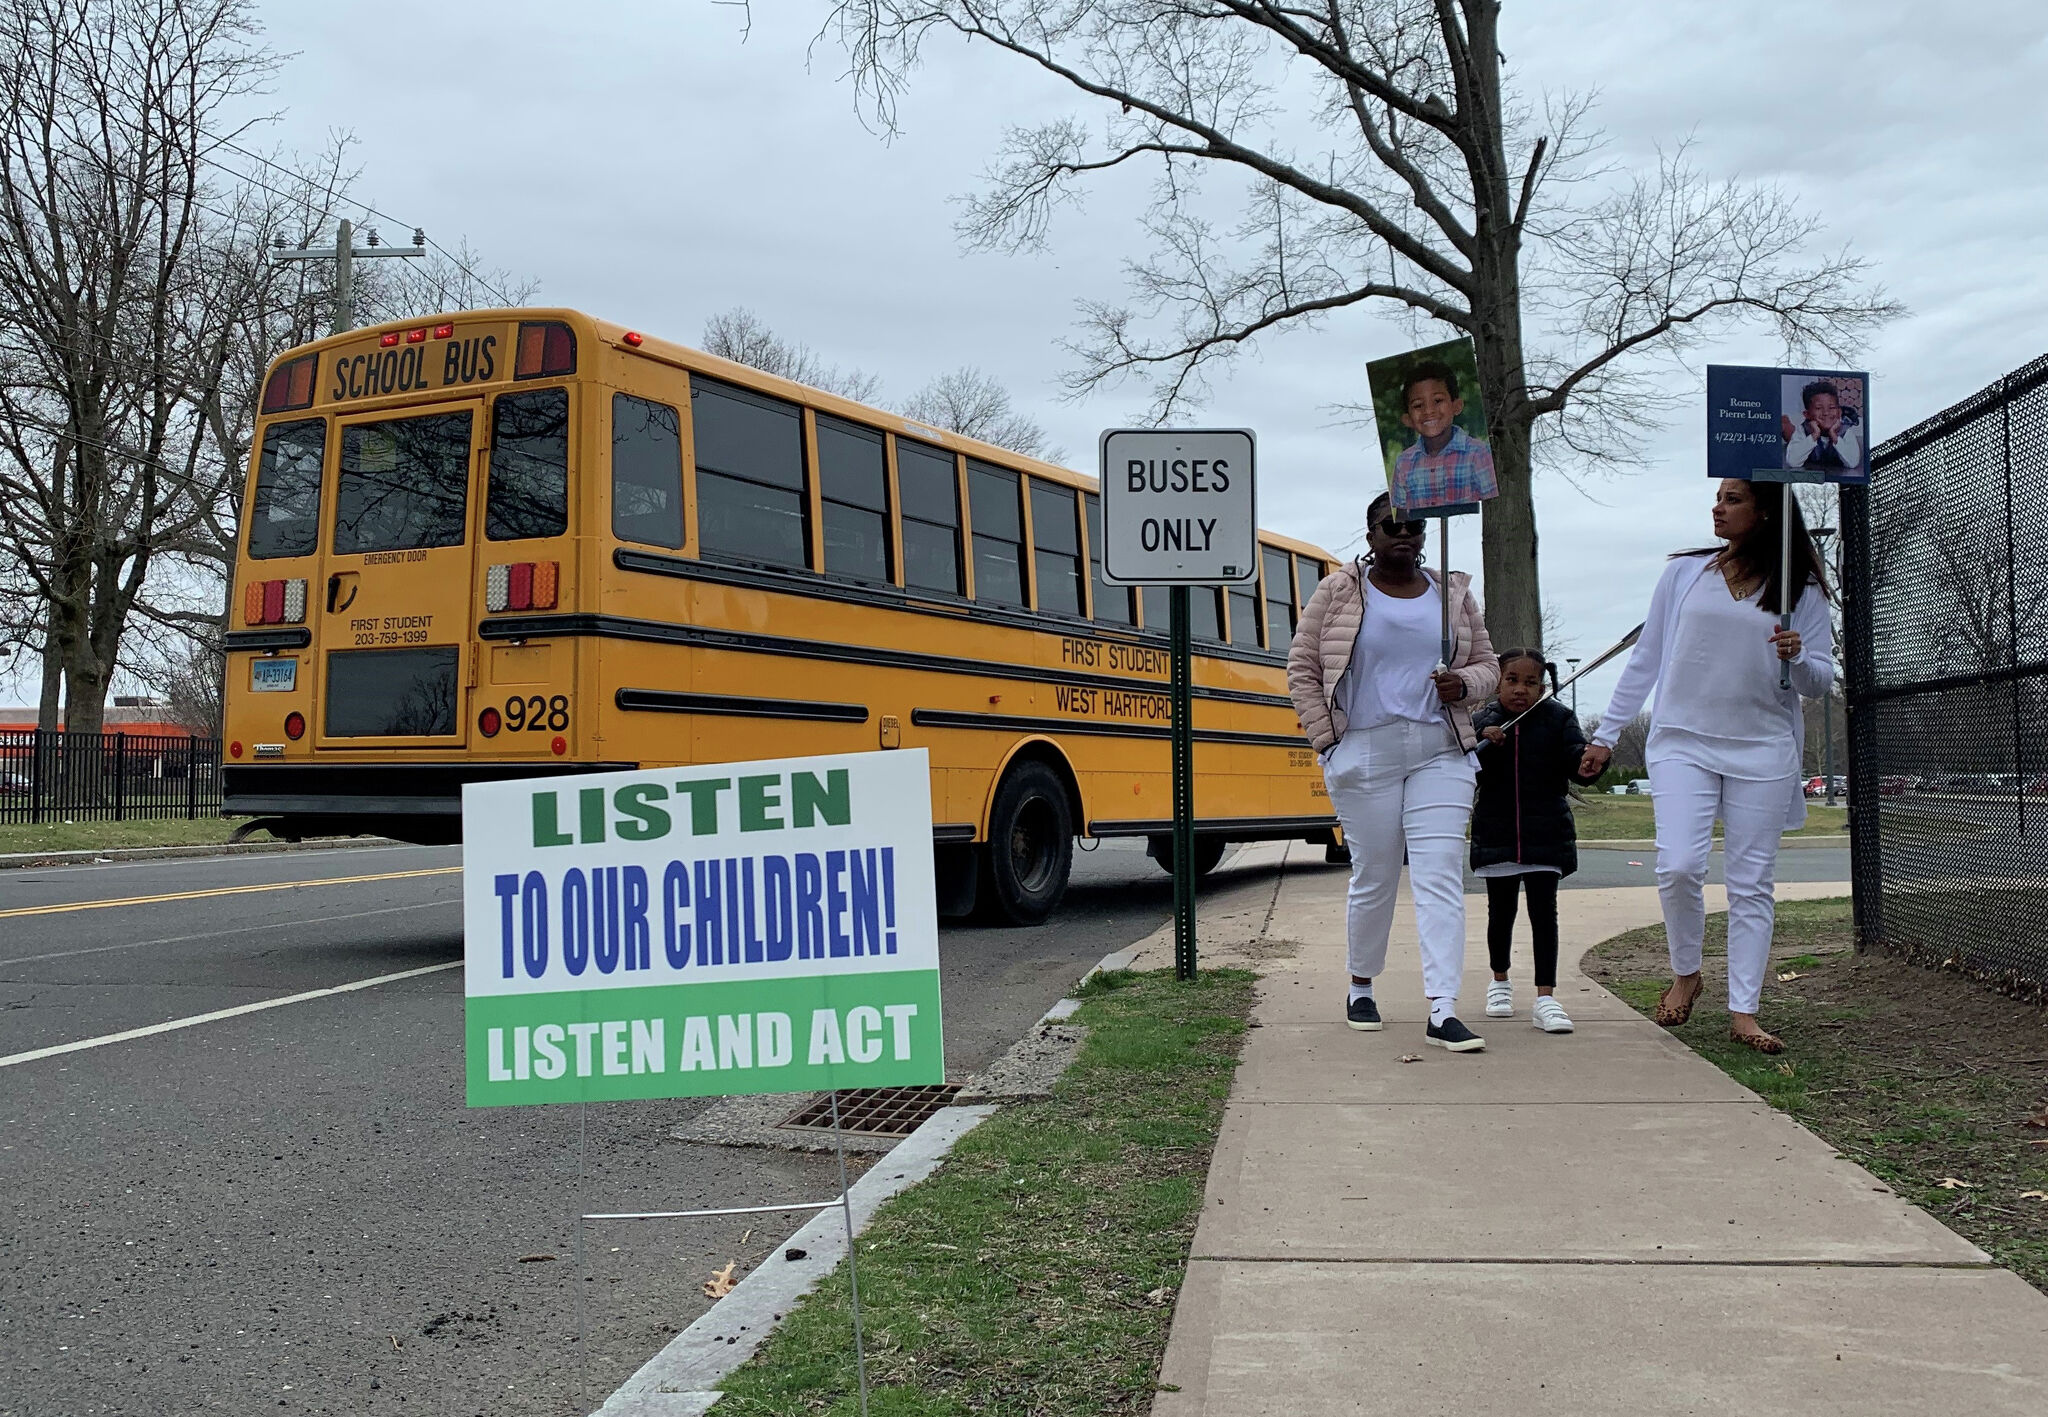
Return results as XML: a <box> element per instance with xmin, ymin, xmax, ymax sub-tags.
<box><xmin>1288</xmin><ymin>493</ymin><xmax>1501</xmax><ymax>1052</ymax></box>
<box><xmin>1581</xmin><ymin>479</ymin><xmax>1834</xmax><ymax>1053</ymax></box>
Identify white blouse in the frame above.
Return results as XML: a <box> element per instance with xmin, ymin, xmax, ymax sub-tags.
<box><xmin>1595</xmin><ymin>554</ymin><xmax>1836</xmax><ymax>818</ymax></box>
<box><xmin>1342</xmin><ymin>579</ymin><xmax>1445</xmax><ymax>732</ymax></box>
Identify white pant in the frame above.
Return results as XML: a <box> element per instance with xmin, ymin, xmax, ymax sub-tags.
<box><xmin>1648</xmin><ymin>758</ymin><xmax>1790</xmax><ymax>1015</ymax></box>
<box><xmin>1323</xmin><ymin>718</ymin><xmax>1477</xmax><ymax>1002</ymax></box>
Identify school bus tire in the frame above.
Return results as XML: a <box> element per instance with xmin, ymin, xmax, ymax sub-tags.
<box><xmin>1145</xmin><ymin>833</ymin><xmax>1228</xmax><ymax>879</ymax></box>
<box><xmin>979</xmin><ymin>758</ymin><xmax>1074</xmax><ymax>926</ymax></box>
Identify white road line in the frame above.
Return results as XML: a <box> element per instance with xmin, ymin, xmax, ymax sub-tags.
<box><xmin>0</xmin><ymin>900</ymin><xmax>459</xmax><ymax>968</ymax></box>
<box><xmin>0</xmin><ymin>959</ymin><xmax>463</xmax><ymax>1070</ymax></box>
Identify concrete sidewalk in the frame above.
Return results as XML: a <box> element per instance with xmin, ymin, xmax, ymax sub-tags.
<box><xmin>1132</xmin><ymin>844</ymin><xmax>2048</xmax><ymax>1415</ymax></box>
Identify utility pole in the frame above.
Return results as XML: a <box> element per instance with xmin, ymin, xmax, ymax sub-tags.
<box><xmin>1811</xmin><ymin>526</ymin><xmax>1838</xmax><ymax>807</ymax></box>
<box><xmin>271</xmin><ymin>219</ymin><xmax>428</xmax><ymax>335</ymax></box>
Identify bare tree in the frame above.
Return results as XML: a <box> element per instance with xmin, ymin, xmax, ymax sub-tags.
<box><xmin>702</xmin><ymin>306</ymin><xmax>883</xmax><ymax>403</ymax></box>
<box><xmin>824</xmin><ymin>1</ymin><xmax>1900</xmax><ymax>649</ymax></box>
<box><xmin>903</xmin><ymin>366</ymin><xmax>1059</xmax><ymax>458</ymax></box>
<box><xmin>0</xmin><ymin>0</ymin><xmax>275</xmax><ymax>734</ymax></box>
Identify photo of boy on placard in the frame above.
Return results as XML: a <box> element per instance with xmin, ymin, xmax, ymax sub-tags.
<box><xmin>1366</xmin><ymin>337</ymin><xmax>1498</xmax><ymax>516</ymax></box>
<box><xmin>1780</xmin><ymin>372</ymin><xmax>1867</xmax><ymax>475</ymax></box>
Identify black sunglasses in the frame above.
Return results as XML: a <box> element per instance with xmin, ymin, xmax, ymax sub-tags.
<box><xmin>1376</xmin><ymin>517</ymin><xmax>1426</xmax><ymax>537</ymax></box>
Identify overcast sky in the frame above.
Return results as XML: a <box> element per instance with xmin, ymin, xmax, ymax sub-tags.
<box><xmin>12</xmin><ymin>1</ymin><xmax>2046</xmax><ymax>715</ymax></box>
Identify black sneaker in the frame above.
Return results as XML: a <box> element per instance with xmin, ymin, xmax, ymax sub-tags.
<box><xmin>1425</xmin><ymin>1016</ymin><xmax>1486</xmax><ymax>1052</ymax></box>
<box><xmin>1345</xmin><ymin>994</ymin><xmax>1383</xmax><ymax>1031</ymax></box>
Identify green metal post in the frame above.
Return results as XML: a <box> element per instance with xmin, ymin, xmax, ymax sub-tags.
<box><xmin>1170</xmin><ymin>586</ymin><xmax>1196</xmax><ymax>980</ymax></box>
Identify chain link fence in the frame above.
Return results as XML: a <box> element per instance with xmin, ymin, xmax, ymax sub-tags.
<box><xmin>1844</xmin><ymin>352</ymin><xmax>2048</xmax><ymax>1003</ymax></box>
<box><xmin>0</xmin><ymin>730</ymin><xmax>222</xmax><ymax>826</ymax></box>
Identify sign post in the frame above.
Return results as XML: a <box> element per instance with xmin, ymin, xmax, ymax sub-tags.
<box><xmin>463</xmin><ymin>747</ymin><xmax>946</xmax><ymax>1417</ymax></box>
<box><xmin>1100</xmin><ymin>428</ymin><xmax>1258</xmax><ymax>982</ymax></box>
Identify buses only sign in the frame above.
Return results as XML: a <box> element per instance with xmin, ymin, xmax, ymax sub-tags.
<box><xmin>1099</xmin><ymin>429</ymin><xmax>1257</xmax><ymax>585</ymax></box>
<box><xmin>461</xmin><ymin>749</ymin><xmax>943</xmax><ymax>1107</ymax></box>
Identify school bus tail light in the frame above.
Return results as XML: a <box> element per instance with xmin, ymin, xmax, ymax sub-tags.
<box><xmin>284</xmin><ymin>712</ymin><xmax>306</xmax><ymax>741</ymax></box>
<box><xmin>260</xmin><ymin>354</ymin><xmax>318</xmax><ymax>413</ymax></box>
<box><xmin>514</xmin><ymin>320</ymin><xmax>576</xmax><ymax>379</ymax></box>
<box><xmin>243</xmin><ymin>577</ymin><xmax>307</xmax><ymax>625</ymax></box>
<box><xmin>478</xmin><ymin>707</ymin><xmax>501</xmax><ymax>737</ymax></box>
<box><xmin>485</xmin><ymin>561</ymin><xmax>558</xmax><ymax>613</ymax></box>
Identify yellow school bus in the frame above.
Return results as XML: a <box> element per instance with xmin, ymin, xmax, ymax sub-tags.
<box><xmin>222</xmin><ymin>309</ymin><xmax>1339</xmax><ymax>922</ymax></box>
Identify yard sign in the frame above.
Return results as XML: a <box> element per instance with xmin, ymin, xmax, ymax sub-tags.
<box><xmin>462</xmin><ymin>749</ymin><xmax>943</xmax><ymax>1107</ymax></box>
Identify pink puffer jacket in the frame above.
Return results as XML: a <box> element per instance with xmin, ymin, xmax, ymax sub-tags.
<box><xmin>1286</xmin><ymin>561</ymin><xmax>1500</xmax><ymax>754</ymax></box>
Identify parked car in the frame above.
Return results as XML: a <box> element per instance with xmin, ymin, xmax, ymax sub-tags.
<box><xmin>0</xmin><ymin>769</ymin><xmax>29</xmax><ymax>795</ymax></box>
<box><xmin>1805</xmin><ymin>776</ymin><xmax>1849</xmax><ymax>798</ymax></box>
<box><xmin>1609</xmin><ymin>784</ymin><xmax>1630</xmax><ymax>795</ymax></box>
<box><xmin>1626</xmin><ymin>779</ymin><xmax>1653</xmax><ymax>796</ymax></box>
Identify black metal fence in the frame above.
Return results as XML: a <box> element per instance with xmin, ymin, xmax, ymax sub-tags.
<box><xmin>1844</xmin><ymin>352</ymin><xmax>2048</xmax><ymax>1003</ymax></box>
<box><xmin>0</xmin><ymin>730</ymin><xmax>222</xmax><ymax>826</ymax></box>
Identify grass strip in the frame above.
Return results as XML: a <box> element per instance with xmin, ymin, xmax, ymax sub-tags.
<box><xmin>716</xmin><ymin>966</ymin><xmax>1256</xmax><ymax>1416</ymax></box>
<box><xmin>1584</xmin><ymin>898</ymin><xmax>2048</xmax><ymax>1293</ymax></box>
<box><xmin>1568</xmin><ymin>793</ymin><xmax>1846</xmax><ymax>840</ymax></box>
<box><xmin>0</xmin><ymin>816</ymin><xmax>246</xmax><ymax>854</ymax></box>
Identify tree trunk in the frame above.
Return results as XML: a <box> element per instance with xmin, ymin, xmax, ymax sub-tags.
<box><xmin>1478</xmin><ymin>411</ymin><xmax>1541</xmax><ymax>652</ymax></box>
<box><xmin>37</xmin><ymin>621</ymin><xmax>61</xmax><ymax>731</ymax></box>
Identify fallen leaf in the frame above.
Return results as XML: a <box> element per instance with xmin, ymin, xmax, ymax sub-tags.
<box><xmin>2020</xmin><ymin>1190</ymin><xmax>2048</xmax><ymax>1202</ymax></box>
<box><xmin>1398</xmin><ymin>1054</ymin><xmax>1423</xmax><ymax>1064</ymax></box>
<box><xmin>1935</xmin><ymin>1177</ymin><xmax>1974</xmax><ymax>1190</ymax></box>
<box><xmin>702</xmin><ymin>1261</ymin><xmax>739</xmax><ymax>1299</ymax></box>
<box><xmin>1144</xmin><ymin>1286</ymin><xmax>1174</xmax><ymax>1306</ymax></box>
<box><xmin>1774</xmin><ymin>1062</ymin><xmax>1796</xmax><ymax>1077</ymax></box>
<box><xmin>1775</xmin><ymin>971</ymin><xmax>1806</xmax><ymax>982</ymax></box>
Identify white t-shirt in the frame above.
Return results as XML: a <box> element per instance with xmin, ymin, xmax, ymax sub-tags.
<box><xmin>1343</xmin><ymin>579</ymin><xmax>1445</xmax><ymax>732</ymax></box>
<box><xmin>1647</xmin><ymin>572</ymin><xmax>1800</xmax><ymax>781</ymax></box>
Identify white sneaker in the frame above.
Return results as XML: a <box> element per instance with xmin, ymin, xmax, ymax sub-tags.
<box><xmin>1485</xmin><ymin>980</ymin><xmax>1514</xmax><ymax>1018</ymax></box>
<box><xmin>1531</xmin><ymin>996</ymin><xmax>1574</xmax><ymax>1033</ymax></box>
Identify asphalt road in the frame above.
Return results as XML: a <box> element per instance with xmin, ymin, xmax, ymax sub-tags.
<box><xmin>0</xmin><ymin>837</ymin><xmax>1233</xmax><ymax>1417</ymax></box>
<box><xmin>0</xmin><ymin>836</ymin><xmax>1849</xmax><ymax>1416</ymax></box>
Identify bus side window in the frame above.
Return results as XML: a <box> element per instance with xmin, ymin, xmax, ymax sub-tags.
<box><xmin>1192</xmin><ymin>587</ymin><xmax>1224</xmax><ymax>642</ymax></box>
<box><xmin>248</xmin><ymin>418</ymin><xmax>325</xmax><ymax>559</ymax></box>
<box><xmin>1083</xmin><ymin>493</ymin><xmax>1134</xmax><ymax>624</ymax></box>
<box><xmin>1140</xmin><ymin>585</ymin><xmax>1169</xmax><ymax>633</ymax></box>
<box><xmin>1227</xmin><ymin>581</ymin><xmax>1262</xmax><ymax>648</ymax></box>
<box><xmin>692</xmin><ymin>376</ymin><xmax>808</xmax><ymax>569</ymax></box>
<box><xmin>817</xmin><ymin>415</ymin><xmax>890</xmax><ymax>584</ymax></box>
<box><xmin>1296</xmin><ymin>556</ymin><xmax>1324</xmax><ymax>611</ymax></box>
<box><xmin>896</xmin><ymin>438</ymin><xmax>961</xmax><ymax>595</ymax></box>
<box><xmin>1030</xmin><ymin>480</ymin><xmax>1083</xmax><ymax>617</ymax></box>
<box><xmin>488</xmin><ymin>388</ymin><xmax>569</xmax><ymax>541</ymax></box>
<box><xmin>1263</xmin><ymin>546</ymin><xmax>1297</xmax><ymax>646</ymax></box>
<box><xmin>611</xmin><ymin>393</ymin><xmax>684</xmax><ymax>549</ymax></box>
<box><xmin>967</xmin><ymin>460</ymin><xmax>1026</xmax><ymax>608</ymax></box>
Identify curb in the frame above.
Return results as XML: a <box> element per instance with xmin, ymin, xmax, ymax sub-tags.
<box><xmin>0</xmin><ymin>835</ymin><xmax>403</xmax><ymax>870</ymax></box>
<box><xmin>592</xmin><ymin>1105</ymin><xmax>997</xmax><ymax>1416</ymax></box>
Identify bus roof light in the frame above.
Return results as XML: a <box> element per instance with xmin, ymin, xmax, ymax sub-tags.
<box><xmin>515</xmin><ymin>320</ymin><xmax>577</xmax><ymax>379</ymax></box>
<box><xmin>623</xmin><ymin>331</ymin><xmax>643</xmax><ymax>346</ymax></box>
<box><xmin>379</xmin><ymin>331</ymin><xmax>401</xmax><ymax>347</ymax></box>
<box><xmin>260</xmin><ymin>354</ymin><xmax>317</xmax><ymax>413</ymax></box>
<box><xmin>432</xmin><ymin>323</ymin><xmax>454</xmax><ymax>339</ymax></box>
<box><xmin>405</xmin><ymin>327</ymin><xmax>427</xmax><ymax>343</ymax></box>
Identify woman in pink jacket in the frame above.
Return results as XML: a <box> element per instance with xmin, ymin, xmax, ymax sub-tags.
<box><xmin>1287</xmin><ymin>492</ymin><xmax>1501</xmax><ymax>1052</ymax></box>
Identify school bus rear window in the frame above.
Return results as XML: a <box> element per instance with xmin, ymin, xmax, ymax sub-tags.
<box><xmin>335</xmin><ymin>412</ymin><xmax>473</xmax><ymax>555</ymax></box>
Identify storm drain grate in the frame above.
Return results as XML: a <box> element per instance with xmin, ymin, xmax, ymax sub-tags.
<box><xmin>778</xmin><ymin>1084</ymin><xmax>963</xmax><ymax>1138</ymax></box>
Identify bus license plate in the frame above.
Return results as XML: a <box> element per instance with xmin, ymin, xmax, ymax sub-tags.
<box><xmin>250</xmin><ymin>658</ymin><xmax>298</xmax><ymax>693</ymax></box>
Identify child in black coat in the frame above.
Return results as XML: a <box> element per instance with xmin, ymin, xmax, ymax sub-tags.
<box><xmin>1471</xmin><ymin>649</ymin><xmax>1602</xmax><ymax>1033</ymax></box>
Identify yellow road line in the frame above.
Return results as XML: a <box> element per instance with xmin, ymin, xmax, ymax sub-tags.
<box><xmin>0</xmin><ymin>866</ymin><xmax>461</xmax><ymax>920</ymax></box>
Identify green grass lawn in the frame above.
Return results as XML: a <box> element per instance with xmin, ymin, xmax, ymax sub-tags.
<box><xmin>0</xmin><ymin>816</ymin><xmax>254</xmax><ymax>854</ymax></box>
<box><xmin>1584</xmin><ymin>899</ymin><xmax>2048</xmax><ymax>1295</ymax></box>
<box><xmin>716</xmin><ymin>967</ymin><xmax>1256</xmax><ymax>1416</ymax></box>
<box><xmin>1569</xmin><ymin>792</ymin><xmax>1847</xmax><ymax>840</ymax></box>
